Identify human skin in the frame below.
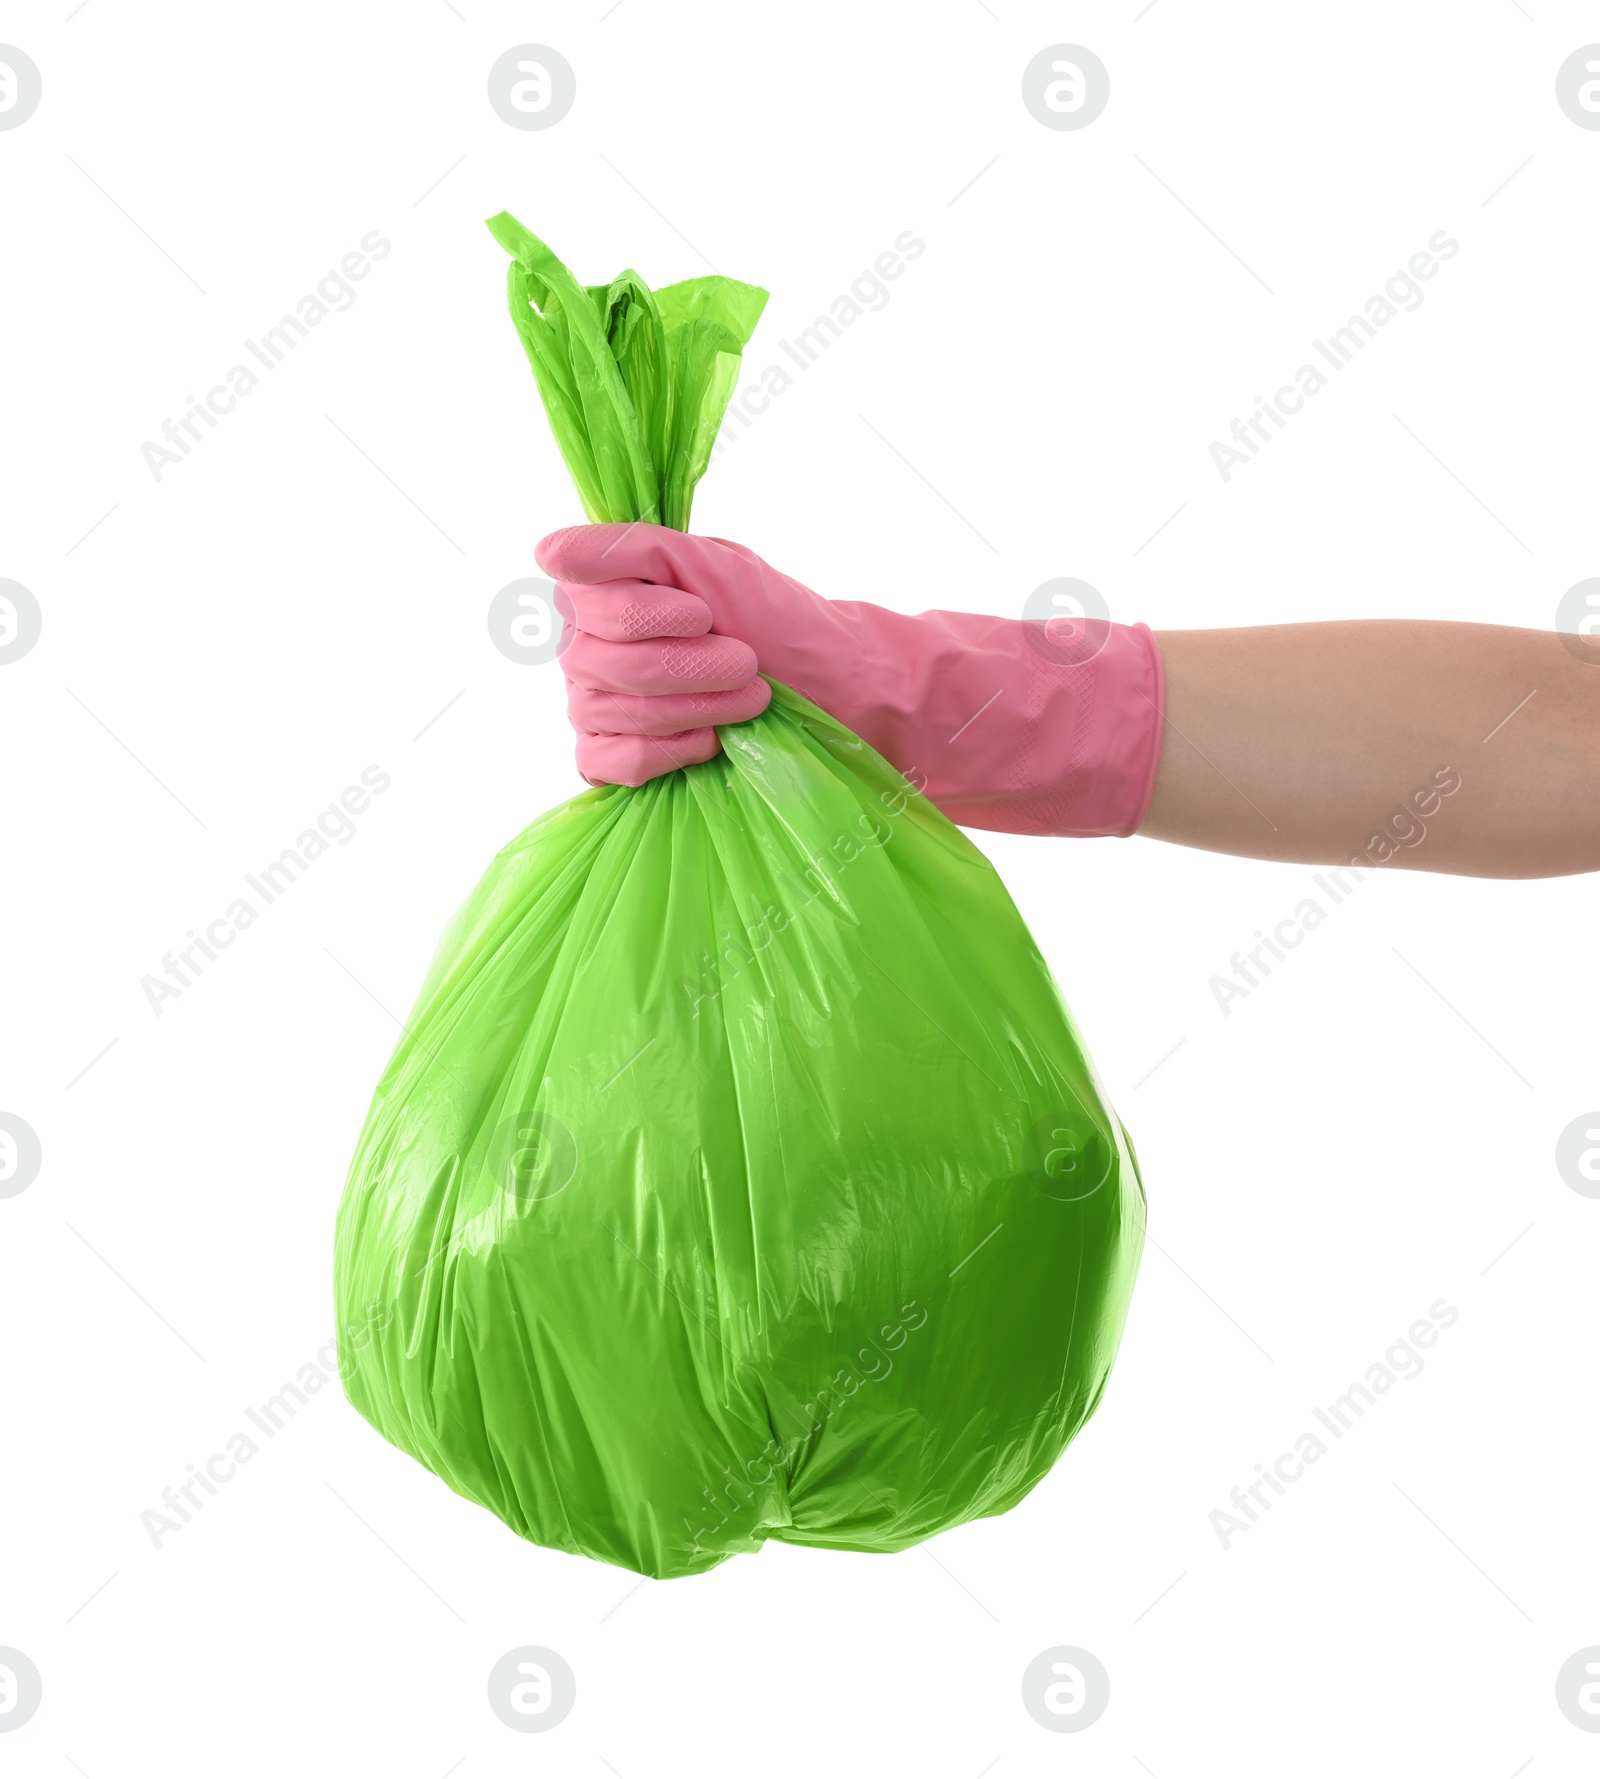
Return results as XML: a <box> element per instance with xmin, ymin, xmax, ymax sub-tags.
<box><xmin>1143</xmin><ymin>622</ymin><xmax>1600</xmax><ymax>879</ymax></box>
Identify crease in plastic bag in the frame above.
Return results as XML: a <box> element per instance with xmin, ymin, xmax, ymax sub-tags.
<box><xmin>332</xmin><ymin>215</ymin><xmax>1145</xmax><ymax>1578</ymax></box>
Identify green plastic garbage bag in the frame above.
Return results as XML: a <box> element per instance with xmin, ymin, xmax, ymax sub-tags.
<box><xmin>332</xmin><ymin>215</ymin><xmax>1145</xmax><ymax>1578</ymax></box>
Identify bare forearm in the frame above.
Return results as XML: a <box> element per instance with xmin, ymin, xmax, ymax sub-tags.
<box><xmin>1140</xmin><ymin>622</ymin><xmax>1600</xmax><ymax>878</ymax></box>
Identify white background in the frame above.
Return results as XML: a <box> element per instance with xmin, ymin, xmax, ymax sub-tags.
<box><xmin>3</xmin><ymin>2</ymin><xmax>1597</xmax><ymax>1772</ymax></box>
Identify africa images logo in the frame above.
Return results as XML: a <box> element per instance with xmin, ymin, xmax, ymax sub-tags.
<box><xmin>1208</xmin><ymin>231</ymin><xmax>1460</xmax><ymax>482</ymax></box>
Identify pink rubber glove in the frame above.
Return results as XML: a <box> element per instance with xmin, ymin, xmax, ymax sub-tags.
<box><xmin>538</xmin><ymin>524</ymin><xmax>1166</xmax><ymax>839</ymax></box>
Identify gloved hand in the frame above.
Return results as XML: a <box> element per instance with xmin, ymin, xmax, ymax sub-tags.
<box><xmin>537</xmin><ymin>523</ymin><xmax>1166</xmax><ymax>838</ymax></box>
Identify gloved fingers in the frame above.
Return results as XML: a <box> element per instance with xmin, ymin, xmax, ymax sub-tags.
<box><xmin>556</xmin><ymin>578</ymin><xmax>711</xmax><ymax>642</ymax></box>
<box><xmin>568</xmin><ymin>677</ymin><xmax>771</xmax><ymax>737</ymax></box>
<box><xmin>539</xmin><ymin>523</ymin><xmax>742</xmax><ymax>602</ymax></box>
<box><xmin>575</xmin><ymin>726</ymin><xmax>720</xmax><ymax>787</ymax></box>
<box><xmin>562</xmin><ymin>629</ymin><xmax>758</xmax><ymax>696</ymax></box>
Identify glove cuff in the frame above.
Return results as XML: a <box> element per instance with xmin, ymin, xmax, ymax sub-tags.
<box><xmin>927</xmin><ymin>621</ymin><xmax>1166</xmax><ymax>840</ymax></box>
